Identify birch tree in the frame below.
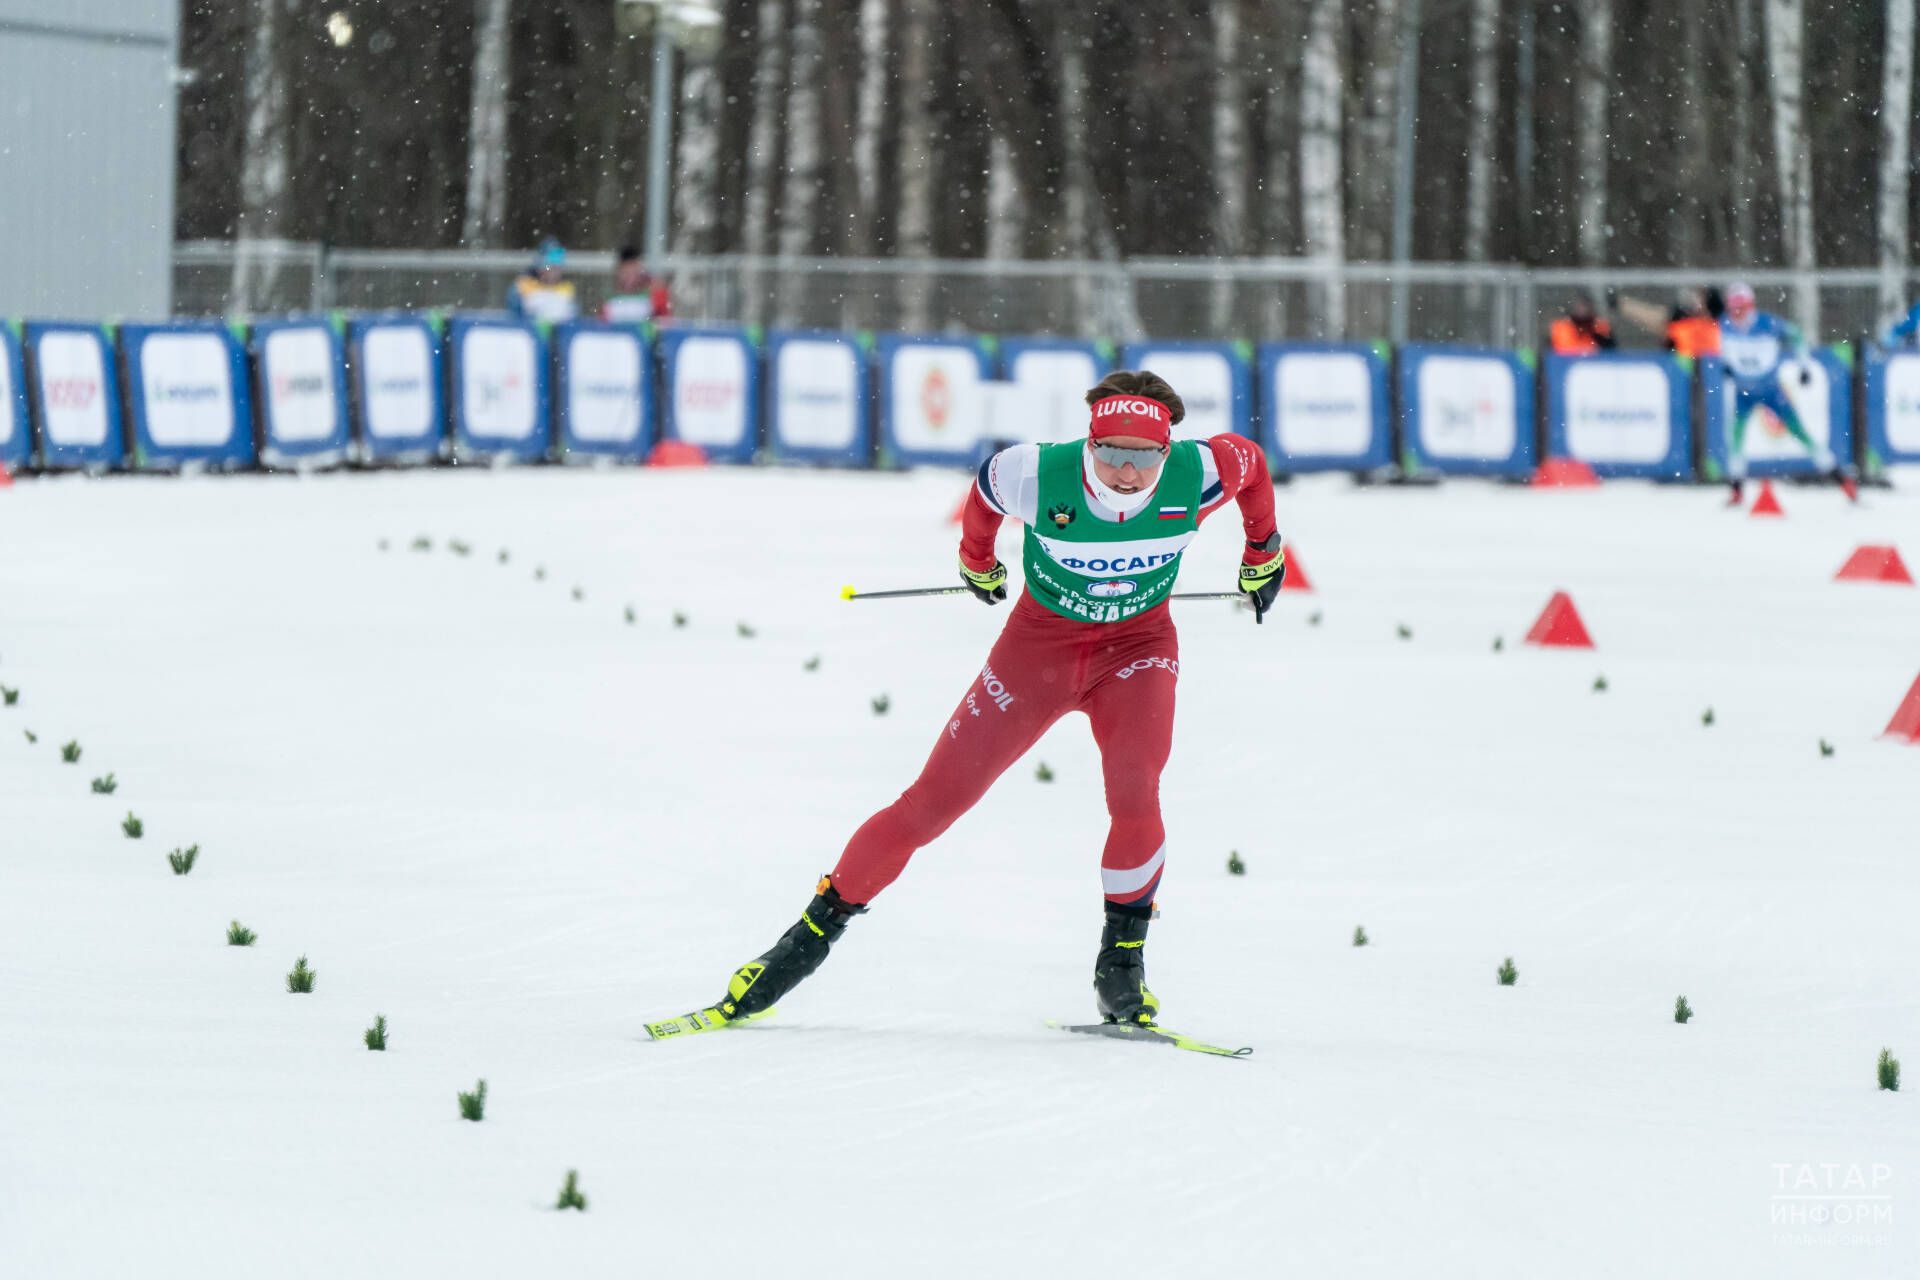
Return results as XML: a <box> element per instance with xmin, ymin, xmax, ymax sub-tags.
<box><xmin>233</xmin><ymin>0</ymin><xmax>292</xmax><ymax>308</ymax></box>
<box><xmin>777</xmin><ymin>0</ymin><xmax>824</xmax><ymax>322</ymax></box>
<box><xmin>1300</xmin><ymin>0</ymin><xmax>1347</xmax><ymax>334</ymax></box>
<box><xmin>1209</xmin><ymin>0</ymin><xmax>1248</xmax><ymax>333</ymax></box>
<box><xmin>462</xmin><ymin>0</ymin><xmax>512</xmax><ymax>248</ymax></box>
<box><xmin>895</xmin><ymin>0</ymin><xmax>936</xmax><ymax>328</ymax></box>
<box><xmin>985</xmin><ymin>134</ymin><xmax>1025</xmax><ymax>261</ymax></box>
<box><xmin>1055</xmin><ymin>9</ymin><xmax>1137</xmax><ymax>337</ymax></box>
<box><xmin>1880</xmin><ymin>0</ymin><xmax>1915</xmax><ymax>321</ymax></box>
<box><xmin>1462</xmin><ymin>0</ymin><xmax>1500</xmax><ymax>264</ymax></box>
<box><xmin>853</xmin><ymin>0</ymin><xmax>891</xmax><ymax>254</ymax></box>
<box><xmin>1765</xmin><ymin>0</ymin><xmax>1818</xmax><ymax>330</ymax></box>
<box><xmin>1575</xmin><ymin>0</ymin><xmax>1611</xmax><ymax>266</ymax></box>
<box><xmin>674</xmin><ymin>48</ymin><xmax>724</xmax><ymax>257</ymax></box>
<box><xmin>741</xmin><ymin>0</ymin><xmax>786</xmax><ymax>323</ymax></box>
<box><xmin>1729</xmin><ymin>0</ymin><xmax>1760</xmax><ymax>258</ymax></box>
<box><xmin>1350</xmin><ymin>0</ymin><xmax>1403</xmax><ymax>262</ymax></box>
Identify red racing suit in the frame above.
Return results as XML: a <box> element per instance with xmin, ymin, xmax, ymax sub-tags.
<box><xmin>829</xmin><ymin>434</ymin><xmax>1278</xmax><ymax>907</ymax></box>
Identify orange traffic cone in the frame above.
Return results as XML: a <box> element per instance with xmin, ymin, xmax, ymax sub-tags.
<box><xmin>1280</xmin><ymin>545</ymin><xmax>1312</xmax><ymax>592</ymax></box>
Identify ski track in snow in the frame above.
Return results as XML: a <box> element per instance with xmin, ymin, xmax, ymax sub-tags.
<box><xmin>1</xmin><ymin>466</ymin><xmax>1917</xmax><ymax>1278</ymax></box>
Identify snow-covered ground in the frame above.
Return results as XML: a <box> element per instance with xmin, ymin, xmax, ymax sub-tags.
<box><xmin>2</xmin><ymin>464</ymin><xmax>1916</xmax><ymax>1278</ymax></box>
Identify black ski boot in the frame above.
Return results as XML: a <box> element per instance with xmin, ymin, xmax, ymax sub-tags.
<box><xmin>1093</xmin><ymin>901</ymin><xmax>1160</xmax><ymax>1026</ymax></box>
<box><xmin>719</xmin><ymin>876</ymin><xmax>866</xmax><ymax>1021</ymax></box>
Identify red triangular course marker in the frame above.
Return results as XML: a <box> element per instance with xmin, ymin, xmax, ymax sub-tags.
<box><xmin>948</xmin><ymin>489</ymin><xmax>970</xmax><ymax>525</ymax></box>
<box><xmin>1835</xmin><ymin>545</ymin><xmax>1915</xmax><ymax>585</ymax></box>
<box><xmin>1280</xmin><ymin>545</ymin><xmax>1313</xmax><ymax>592</ymax></box>
<box><xmin>1749</xmin><ymin>479</ymin><xmax>1785</xmax><ymax>517</ymax></box>
<box><xmin>1884</xmin><ymin>673</ymin><xmax>1920</xmax><ymax>743</ymax></box>
<box><xmin>0</xmin><ymin>464</ymin><xmax>12</xmax><ymax>488</ymax></box>
<box><xmin>1531</xmin><ymin>457</ymin><xmax>1600</xmax><ymax>488</ymax></box>
<box><xmin>646</xmin><ymin>440</ymin><xmax>708</xmax><ymax>467</ymax></box>
<box><xmin>1524</xmin><ymin>591</ymin><xmax>1594</xmax><ymax>649</ymax></box>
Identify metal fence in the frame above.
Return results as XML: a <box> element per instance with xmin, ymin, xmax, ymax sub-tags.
<box><xmin>172</xmin><ymin>240</ymin><xmax>1920</xmax><ymax>347</ymax></box>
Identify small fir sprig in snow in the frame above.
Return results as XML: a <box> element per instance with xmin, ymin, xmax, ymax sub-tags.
<box><xmin>23</xmin><ymin>729</ymin><xmax>36</xmax><ymax>744</ymax></box>
<box><xmin>555</xmin><ymin>1170</ymin><xmax>587</xmax><ymax>1211</ymax></box>
<box><xmin>1034</xmin><ymin>761</ymin><xmax>1054</xmax><ymax>783</ymax></box>
<box><xmin>286</xmin><ymin>955</ymin><xmax>316</xmax><ymax>993</ymax></box>
<box><xmin>871</xmin><ymin>694</ymin><xmax>890</xmax><ymax>716</ymax></box>
<box><xmin>1820</xmin><ymin>739</ymin><xmax>1836</xmax><ymax>758</ymax></box>
<box><xmin>1308</xmin><ymin>611</ymin><xmax>1323</xmax><ymax>627</ymax></box>
<box><xmin>736</xmin><ymin>621</ymin><xmax>756</xmax><ymax>638</ymax></box>
<box><xmin>497</xmin><ymin>548</ymin><xmax>510</xmax><ymax>564</ymax></box>
<box><xmin>61</xmin><ymin>739</ymin><xmax>81</xmax><ymax>763</ymax></box>
<box><xmin>458</xmin><ymin>1079</ymin><xmax>488</xmax><ymax>1121</ymax></box>
<box><xmin>803</xmin><ymin>655</ymin><xmax>821</xmax><ymax>672</ymax></box>
<box><xmin>1674</xmin><ymin>995</ymin><xmax>1693</xmax><ymax>1024</ymax></box>
<box><xmin>121</xmin><ymin>812</ymin><xmax>143</xmax><ymax>839</ymax></box>
<box><xmin>534</xmin><ymin>566</ymin><xmax>547</xmax><ymax>582</ymax></box>
<box><xmin>572</xmin><ymin>586</ymin><xmax>585</xmax><ymax>602</ymax></box>
<box><xmin>227</xmin><ymin>920</ymin><xmax>257</xmax><ymax>946</ymax></box>
<box><xmin>2</xmin><ymin>685</ymin><xmax>18</xmax><ymax>706</ymax></box>
<box><xmin>411</xmin><ymin>535</ymin><xmax>432</xmax><ymax>552</ymax></box>
<box><xmin>378</xmin><ymin>538</ymin><xmax>390</xmax><ymax>552</ymax></box>
<box><xmin>624</xmin><ymin>606</ymin><xmax>636</xmax><ymax>625</ymax></box>
<box><xmin>1226</xmin><ymin>851</ymin><xmax>1246</xmax><ymax>876</ymax></box>
<box><xmin>1492</xmin><ymin>636</ymin><xmax>1505</xmax><ymax>652</ymax></box>
<box><xmin>1497</xmin><ymin>956</ymin><xmax>1518</xmax><ymax>986</ymax></box>
<box><xmin>365</xmin><ymin>1014</ymin><xmax>388</xmax><ymax>1051</ymax></box>
<box><xmin>1592</xmin><ymin>674</ymin><xmax>1609</xmax><ymax>693</ymax></box>
<box><xmin>449</xmin><ymin>540</ymin><xmax>472</xmax><ymax>557</ymax></box>
<box><xmin>1396</xmin><ymin>623</ymin><xmax>1413</xmax><ymax>640</ymax></box>
<box><xmin>1353</xmin><ymin>925</ymin><xmax>1368</xmax><ymax>947</ymax></box>
<box><xmin>91</xmin><ymin>773</ymin><xmax>117</xmax><ymax>794</ymax></box>
<box><xmin>1701</xmin><ymin>707</ymin><xmax>1715</xmax><ymax>727</ymax></box>
<box><xmin>167</xmin><ymin>844</ymin><xmax>199</xmax><ymax>876</ymax></box>
<box><xmin>672</xmin><ymin>611</ymin><xmax>688</xmax><ymax>629</ymax></box>
<box><xmin>1880</xmin><ymin>1048</ymin><xmax>1901</xmax><ymax>1092</ymax></box>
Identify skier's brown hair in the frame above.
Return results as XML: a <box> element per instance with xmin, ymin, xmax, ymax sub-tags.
<box><xmin>1085</xmin><ymin>370</ymin><xmax>1185</xmax><ymax>425</ymax></box>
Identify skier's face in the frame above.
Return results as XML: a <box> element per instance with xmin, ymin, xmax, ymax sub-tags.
<box><xmin>1090</xmin><ymin>436</ymin><xmax>1168</xmax><ymax>494</ymax></box>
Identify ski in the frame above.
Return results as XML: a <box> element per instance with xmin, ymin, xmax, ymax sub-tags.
<box><xmin>644</xmin><ymin>1005</ymin><xmax>769</xmax><ymax>1040</ymax></box>
<box><xmin>1048</xmin><ymin>1020</ymin><xmax>1253</xmax><ymax>1058</ymax></box>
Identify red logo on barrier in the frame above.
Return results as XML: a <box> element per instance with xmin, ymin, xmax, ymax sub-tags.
<box><xmin>922</xmin><ymin>368</ymin><xmax>951</xmax><ymax>432</ymax></box>
<box><xmin>47</xmin><ymin>378</ymin><xmax>98</xmax><ymax>409</ymax></box>
<box><xmin>681</xmin><ymin>380</ymin><xmax>737</xmax><ymax>411</ymax></box>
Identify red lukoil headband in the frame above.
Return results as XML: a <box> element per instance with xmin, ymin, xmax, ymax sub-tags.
<box><xmin>1088</xmin><ymin>395</ymin><xmax>1172</xmax><ymax>446</ymax></box>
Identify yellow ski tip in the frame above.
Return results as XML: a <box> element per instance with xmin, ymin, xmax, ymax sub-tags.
<box><xmin>839</xmin><ymin>584</ymin><xmax>858</xmax><ymax>600</ymax></box>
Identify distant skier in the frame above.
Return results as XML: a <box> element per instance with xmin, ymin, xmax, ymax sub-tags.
<box><xmin>1716</xmin><ymin>282</ymin><xmax>1854</xmax><ymax>504</ymax></box>
<box><xmin>689</xmin><ymin>370</ymin><xmax>1284</xmax><ymax>1033</ymax></box>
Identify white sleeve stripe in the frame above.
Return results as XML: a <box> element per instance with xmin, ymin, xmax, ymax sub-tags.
<box><xmin>975</xmin><ymin>458</ymin><xmax>1008</xmax><ymax>515</ymax></box>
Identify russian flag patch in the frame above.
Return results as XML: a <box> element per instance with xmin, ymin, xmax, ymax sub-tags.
<box><xmin>1157</xmin><ymin>505</ymin><xmax>1189</xmax><ymax>521</ymax></box>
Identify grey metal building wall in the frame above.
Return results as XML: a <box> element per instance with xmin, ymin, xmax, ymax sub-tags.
<box><xmin>0</xmin><ymin>0</ymin><xmax>179</xmax><ymax>321</ymax></box>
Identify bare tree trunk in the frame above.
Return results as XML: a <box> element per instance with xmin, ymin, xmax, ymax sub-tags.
<box><xmin>778</xmin><ymin>0</ymin><xmax>824</xmax><ymax>324</ymax></box>
<box><xmin>1056</xmin><ymin>12</ymin><xmax>1137</xmax><ymax>338</ymax></box>
<box><xmin>1731</xmin><ymin>0</ymin><xmax>1760</xmax><ymax>259</ymax></box>
<box><xmin>463</xmin><ymin>0</ymin><xmax>512</xmax><ymax>248</ymax></box>
<box><xmin>1462</xmin><ymin>0</ymin><xmax>1500</xmax><ymax>263</ymax></box>
<box><xmin>1672</xmin><ymin>1</ymin><xmax>1709</xmax><ymax>262</ymax></box>
<box><xmin>1575</xmin><ymin>0</ymin><xmax>1612</xmax><ymax>266</ymax></box>
<box><xmin>1880</xmin><ymin>0</ymin><xmax>1915</xmax><ymax>321</ymax></box>
<box><xmin>674</xmin><ymin>52</ymin><xmax>723</xmax><ymax>260</ymax></box>
<box><xmin>853</xmin><ymin>0</ymin><xmax>890</xmax><ymax>254</ymax></box>
<box><xmin>1765</xmin><ymin>0</ymin><xmax>1818</xmax><ymax>331</ymax></box>
<box><xmin>234</xmin><ymin>0</ymin><xmax>292</xmax><ymax>308</ymax></box>
<box><xmin>1209</xmin><ymin>0</ymin><xmax>1248</xmax><ymax>334</ymax></box>
<box><xmin>986</xmin><ymin>134</ymin><xmax>1025</xmax><ymax>261</ymax></box>
<box><xmin>742</xmin><ymin>0</ymin><xmax>787</xmax><ymax>324</ymax></box>
<box><xmin>895</xmin><ymin>0</ymin><xmax>935</xmax><ymax>329</ymax></box>
<box><xmin>1300</xmin><ymin>0</ymin><xmax>1347</xmax><ymax>334</ymax></box>
<box><xmin>1351</xmin><ymin>0</ymin><xmax>1402</xmax><ymax>262</ymax></box>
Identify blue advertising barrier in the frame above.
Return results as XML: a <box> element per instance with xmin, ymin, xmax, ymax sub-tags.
<box><xmin>350</xmin><ymin>315</ymin><xmax>445</xmax><ymax>462</ymax></box>
<box><xmin>0</xmin><ymin>324</ymin><xmax>27</xmax><ymax>470</ymax></box>
<box><xmin>1701</xmin><ymin>349</ymin><xmax>1852</xmax><ymax>479</ymax></box>
<box><xmin>1258</xmin><ymin>341</ymin><xmax>1391</xmax><ymax>473</ymax></box>
<box><xmin>26</xmin><ymin>322</ymin><xmax>124</xmax><ymax>469</ymax></box>
<box><xmin>1120</xmin><ymin>340</ymin><xmax>1252</xmax><ymax>441</ymax></box>
<box><xmin>554</xmin><ymin>321</ymin><xmax>652</xmax><ymax>461</ymax></box>
<box><xmin>251</xmin><ymin>318</ymin><xmax>351</xmax><ymax>465</ymax></box>
<box><xmin>766</xmin><ymin>330</ymin><xmax>871</xmax><ymax>465</ymax></box>
<box><xmin>658</xmin><ymin>326</ymin><xmax>759</xmax><ymax>463</ymax></box>
<box><xmin>876</xmin><ymin>333</ymin><xmax>994</xmax><ymax>467</ymax></box>
<box><xmin>1398</xmin><ymin>344</ymin><xmax>1536</xmax><ymax>477</ymax></box>
<box><xmin>999</xmin><ymin>337</ymin><xmax>1113</xmax><ymax>444</ymax></box>
<box><xmin>1863</xmin><ymin>348</ymin><xmax>1920</xmax><ymax>467</ymax></box>
<box><xmin>121</xmin><ymin>322</ymin><xmax>256</xmax><ymax>468</ymax></box>
<box><xmin>447</xmin><ymin>315</ymin><xmax>551</xmax><ymax>462</ymax></box>
<box><xmin>1543</xmin><ymin>352</ymin><xmax>1693</xmax><ymax>479</ymax></box>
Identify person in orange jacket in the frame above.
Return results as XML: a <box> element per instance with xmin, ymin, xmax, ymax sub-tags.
<box><xmin>1549</xmin><ymin>293</ymin><xmax>1617</xmax><ymax>355</ymax></box>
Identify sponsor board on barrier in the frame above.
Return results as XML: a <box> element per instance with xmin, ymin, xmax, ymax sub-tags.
<box><xmin>1259</xmin><ymin>342</ymin><xmax>1390</xmax><ymax>471</ymax></box>
<box><xmin>1001</xmin><ymin>339</ymin><xmax>1113</xmax><ymax>443</ymax></box>
<box><xmin>256</xmin><ymin>322</ymin><xmax>349</xmax><ymax>460</ymax></box>
<box><xmin>1546</xmin><ymin>353</ymin><xmax>1691</xmax><ymax>478</ymax></box>
<box><xmin>28</xmin><ymin>324</ymin><xmax>122</xmax><ymax>468</ymax></box>
<box><xmin>0</xmin><ymin>326</ymin><xmax>25</xmax><ymax>467</ymax></box>
<box><xmin>558</xmin><ymin>324</ymin><xmax>649</xmax><ymax>456</ymax></box>
<box><xmin>1702</xmin><ymin>351</ymin><xmax>1850</xmax><ymax>478</ymax></box>
<box><xmin>878</xmin><ymin>335</ymin><xmax>991</xmax><ymax>466</ymax></box>
<box><xmin>769</xmin><ymin>332</ymin><xmax>868</xmax><ymax>463</ymax></box>
<box><xmin>120</xmin><ymin>324</ymin><xmax>256</xmax><ymax>469</ymax></box>
<box><xmin>1865</xmin><ymin>349</ymin><xmax>1920</xmax><ymax>464</ymax></box>
<box><xmin>451</xmin><ymin>319</ymin><xmax>547</xmax><ymax>458</ymax></box>
<box><xmin>1119</xmin><ymin>342</ymin><xmax>1250</xmax><ymax>441</ymax></box>
<box><xmin>1399</xmin><ymin>345</ymin><xmax>1533</xmax><ymax>475</ymax></box>
<box><xmin>661</xmin><ymin>328</ymin><xmax>756</xmax><ymax>462</ymax></box>
<box><xmin>353</xmin><ymin>318</ymin><xmax>443</xmax><ymax>458</ymax></box>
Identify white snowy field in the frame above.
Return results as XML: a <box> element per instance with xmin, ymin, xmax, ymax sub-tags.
<box><xmin>1</xmin><ymin>463</ymin><xmax>1917</xmax><ymax>1278</ymax></box>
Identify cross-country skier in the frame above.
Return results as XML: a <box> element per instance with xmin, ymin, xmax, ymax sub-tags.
<box><xmin>1717</xmin><ymin>281</ymin><xmax>1855</xmax><ymax>503</ymax></box>
<box><xmin>688</xmin><ymin>370</ymin><xmax>1283</xmax><ymax>1033</ymax></box>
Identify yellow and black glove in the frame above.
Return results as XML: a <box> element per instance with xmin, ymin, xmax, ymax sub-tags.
<box><xmin>1237</xmin><ymin>533</ymin><xmax>1286</xmax><ymax>624</ymax></box>
<box><xmin>959</xmin><ymin>557</ymin><xmax>1009</xmax><ymax>605</ymax></box>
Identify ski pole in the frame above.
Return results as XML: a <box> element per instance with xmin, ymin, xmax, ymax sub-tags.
<box><xmin>840</xmin><ymin>584</ymin><xmax>1247</xmax><ymax>604</ymax></box>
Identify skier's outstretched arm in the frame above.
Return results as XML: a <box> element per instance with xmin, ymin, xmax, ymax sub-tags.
<box><xmin>958</xmin><ymin>444</ymin><xmax>1039</xmax><ymax>604</ymax></box>
<box><xmin>1201</xmin><ymin>435</ymin><xmax>1285</xmax><ymax>620</ymax></box>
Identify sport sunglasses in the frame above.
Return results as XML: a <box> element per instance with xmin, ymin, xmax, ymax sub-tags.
<box><xmin>1089</xmin><ymin>442</ymin><xmax>1169</xmax><ymax>470</ymax></box>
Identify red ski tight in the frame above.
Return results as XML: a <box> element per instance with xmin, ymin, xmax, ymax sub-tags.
<box><xmin>831</xmin><ymin>594</ymin><xmax>1179</xmax><ymax>906</ymax></box>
